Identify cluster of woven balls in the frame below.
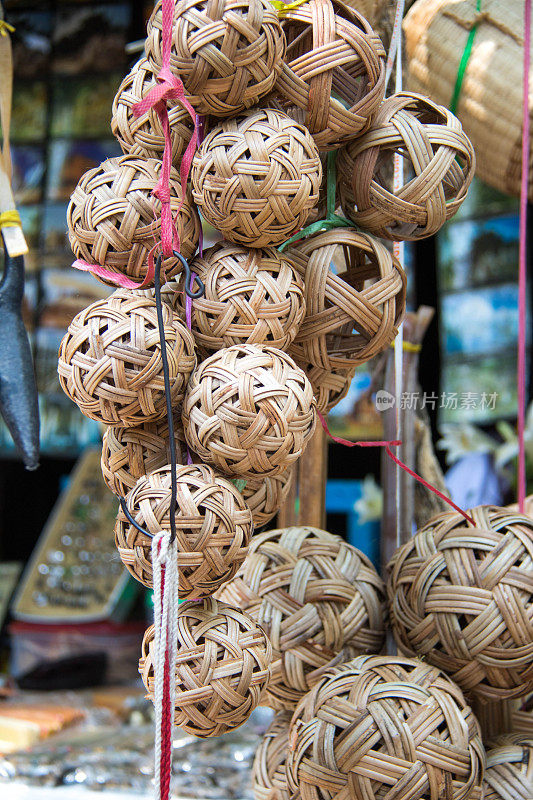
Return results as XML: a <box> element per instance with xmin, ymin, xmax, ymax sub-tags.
<box><xmin>387</xmin><ymin>505</ymin><xmax>533</xmax><ymax>701</ymax></box>
<box><xmin>183</xmin><ymin>344</ymin><xmax>317</xmax><ymax>479</ymax></box>
<box><xmin>139</xmin><ymin>598</ymin><xmax>272</xmax><ymax>738</ymax></box>
<box><xmin>58</xmin><ymin>290</ymin><xmax>196</xmax><ymax>427</ymax></box>
<box><xmin>218</xmin><ymin>526</ymin><xmax>386</xmax><ymax>710</ymax></box>
<box><xmin>286</xmin><ymin>656</ymin><xmax>485</xmax><ymax>800</ymax></box>
<box><xmin>176</xmin><ymin>241</ymin><xmax>306</xmax><ymax>351</ymax></box>
<box><xmin>115</xmin><ymin>463</ymin><xmax>252</xmax><ymax>598</ymax></box>
<box><xmin>67</xmin><ymin>154</ymin><xmax>200</xmax><ymax>285</ymax></box>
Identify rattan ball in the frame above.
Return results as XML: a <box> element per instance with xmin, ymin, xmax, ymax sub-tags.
<box><xmin>139</xmin><ymin>598</ymin><xmax>272</xmax><ymax>737</ymax></box>
<box><xmin>183</xmin><ymin>344</ymin><xmax>317</xmax><ymax>479</ymax></box>
<box><xmin>286</xmin><ymin>656</ymin><xmax>485</xmax><ymax>800</ymax></box>
<box><xmin>288</xmin><ymin>351</ymin><xmax>355</xmax><ymax>414</ymax></box>
<box><xmin>388</xmin><ymin>505</ymin><xmax>533</xmax><ymax>702</ymax></box>
<box><xmin>218</xmin><ymin>526</ymin><xmax>386</xmax><ymax>710</ymax></box>
<box><xmin>288</xmin><ymin>229</ymin><xmax>406</xmax><ymax>372</ymax></box>
<box><xmin>240</xmin><ymin>467</ymin><xmax>295</xmax><ymax>530</ymax></box>
<box><xmin>484</xmin><ymin>736</ymin><xmax>533</xmax><ymax>800</ymax></box>
<box><xmin>67</xmin><ymin>154</ymin><xmax>200</xmax><ymax>286</ymax></box>
<box><xmin>337</xmin><ymin>91</ymin><xmax>476</xmax><ymax>240</ymax></box>
<box><xmin>253</xmin><ymin>711</ymin><xmax>291</xmax><ymax>800</ymax></box>
<box><xmin>115</xmin><ymin>464</ymin><xmax>252</xmax><ymax>597</ymax></box>
<box><xmin>191</xmin><ymin>109</ymin><xmax>321</xmax><ymax>248</ymax></box>
<box><xmin>111</xmin><ymin>58</ymin><xmax>194</xmax><ymax>167</ymax></box>
<box><xmin>58</xmin><ymin>290</ymin><xmax>196</xmax><ymax>427</ymax></box>
<box><xmin>101</xmin><ymin>417</ymin><xmax>189</xmax><ymax>497</ymax></box>
<box><xmin>145</xmin><ymin>0</ymin><xmax>285</xmax><ymax>117</ymax></box>
<box><xmin>176</xmin><ymin>242</ymin><xmax>306</xmax><ymax>351</ymax></box>
<box><xmin>275</xmin><ymin>0</ymin><xmax>386</xmax><ymax>150</ymax></box>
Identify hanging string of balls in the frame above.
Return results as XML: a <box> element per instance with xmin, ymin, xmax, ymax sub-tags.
<box><xmin>55</xmin><ymin>6</ymin><xmax>533</xmax><ymax>799</ymax></box>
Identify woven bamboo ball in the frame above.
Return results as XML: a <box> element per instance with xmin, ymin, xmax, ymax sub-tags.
<box><xmin>115</xmin><ymin>464</ymin><xmax>252</xmax><ymax>597</ymax></box>
<box><xmin>139</xmin><ymin>598</ymin><xmax>272</xmax><ymax>737</ymax></box>
<box><xmin>191</xmin><ymin>109</ymin><xmax>321</xmax><ymax>248</ymax></box>
<box><xmin>175</xmin><ymin>242</ymin><xmax>306</xmax><ymax>351</ymax></box>
<box><xmin>57</xmin><ymin>290</ymin><xmax>196</xmax><ymax>427</ymax></box>
<box><xmin>253</xmin><ymin>711</ymin><xmax>291</xmax><ymax>800</ymax></box>
<box><xmin>240</xmin><ymin>467</ymin><xmax>295</xmax><ymax>530</ymax></box>
<box><xmin>286</xmin><ymin>656</ymin><xmax>485</xmax><ymax>800</ymax></box>
<box><xmin>101</xmin><ymin>417</ymin><xmax>189</xmax><ymax>497</ymax></box>
<box><xmin>484</xmin><ymin>736</ymin><xmax>533</xmax><ymax>800</ymax></box>
<box><xmin>145</xmin><ymin>0</ymin><xmax>285</xmax><ymax>117</ymax></box>
<box><xmin>288</xmin><ymin>351</ymin><xmax>355</xmax><ymax>414</ymax></box>
<box><xmin>183</xmin><ymin>344</ymin><xmax>316</xmax><ymax>479</ymax></box>
<box><xmin>67</xmin><ymin>155</ymin><xmax>200</xmax><ymax>286</ymax></box>
<box><xmin>218</xmin><ymin>527</ymin><xmax>386</xmax><ymax>710</ymax></box>
<box><xmin>111</xmin><ymin>58</ymin><xmax>194</xmax><ymax>167</ymax></box>
<box><xmin>337</xmin><ymin>91</ymin><xmax>476</xmax><ymax>240</ymax></box>
<box><xmin>388</xmin><ymin>505</ymin><xmax>533</xmax><ymax>701</ymax></box>
<box><xmin>275</xmin><ymin>0</ymin><xmax>386</xmax><ymax>150</ymax></box>
<box><xmin>288</xmin><ymin>229</ymin><xmax>406</xmax><ymax>372</ymax></box>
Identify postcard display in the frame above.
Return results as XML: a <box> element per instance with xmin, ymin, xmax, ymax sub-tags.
<box><xmin>53</xmin><ymin>1</ymin><xmax>533</xmax><ymax>799</ymax></box>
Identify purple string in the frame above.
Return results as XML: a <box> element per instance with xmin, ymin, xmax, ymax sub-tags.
<box><xmin>185</xmin><ymin>115</ymin><xmax>205</xmax><ymax>467</ymax></box>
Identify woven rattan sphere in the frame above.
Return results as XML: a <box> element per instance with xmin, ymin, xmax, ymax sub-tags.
<box><xmin>253</xmin><ymin>711</ymin><xmax>291</xmax><ymax>800</ymax></box>
<box><xmin>288</xmin><ymin>229</ymin><xmax>406</xmax><ymax>372</ymax></box>
<box><xmin>240</xmin><ymin>467</ymin><xmax>295</xmax><ymax>530</ymax></box>
<box><xmin>115</xmin><ymin>464</ymin><xmax>252</xmax><ymax>597</ymax></box>
<box><xmin>286</xmin><ymin>656</ymin><xmax>485</xmax><ymax>800</ymax></box>
<box><xmin>388</xmin><ymin>505</ymin><xmax>533</xmax><ymax>701</ymax></box>
<box><xmin>145</xmin><ymin>0</ymin><xmax>285</xmax><ymax>117</ymax></box>
<box><xmin>67</xmin><ymin>155</ymin><xmax>200</xmax><ymax>286</ymax></box>
<box><xmin>101</xmin><ymin>417</ymin><xmax>189</xmax><ymax>497</ymax></box>
<box><xmin>191</xmin><ymin>109</ymin><xmax>321</xmax><ymax>248</ymax></box>
<box><xmin>58</xmin><ymin>290</ymin><xmax>196</xmax><ymax>427</ymax></box>
<box><xmin>183</xmin><ymin>344</ymin><xmax>316</xmax><ymax>479</ymax></box>
<box><xmin>337</xmin><ymin>91</ymin><xmax>475</xmax><ymax>240</ymax></box>
<box><xmin>484</xmin><ymin>736</ymin><xmax>533</xmax><ymax>800</ymax></box>
<box><xmin>176</xmin><ymin>242</ymin><xmax>306</xmax><ymax>351</ymax></box>
<box><xmin>275</xmin><ymin>0</ymin><xmax>386</xmax><ymax>150</ymax></box>
<box><xmin>111</xmin><ymin>58</ymin><xmax>194</xmax><ymax>167</ymax></box>
<box><xmin>288</xmin><ymin>351</ymin><xmax>355</xmax><ymax>414</ymax></box>
<box><xmin>219</xmin><ymin>527</ymin><xmax>386</xmax><ymax>710</ymax></box>
<box><xmin>139</xmin><ymin>598</ymin><xmax>272</xmax><ymax>737</ymax></box>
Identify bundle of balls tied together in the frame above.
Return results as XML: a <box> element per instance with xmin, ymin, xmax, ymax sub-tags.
<box><xmin>55</xmin><ymin>0</ymin><xmax>490</xmax><ymax>771</ymax></box>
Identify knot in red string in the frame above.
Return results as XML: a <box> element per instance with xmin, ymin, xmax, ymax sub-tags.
<box><xmin>132</xmin><ymin>69</ymin><xmax>185</xmax><ymax>119</ymax></box>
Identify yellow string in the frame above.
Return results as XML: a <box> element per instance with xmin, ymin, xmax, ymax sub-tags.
<box><xmin>0</xmin><ymin>21</ymin><xmax>15</xmax><ymax>37</ymax></box>
<box><xmin>0</xmin><ymin>209</ymin><xmax>21</xmax><ymax>228</ymax></box>
<box><xmin>270</xmin><ymin>0</ymin><xmax>309</xmax><ymax>16</ymax></box>
<box><xmin>390</xmin><ymin>340</ymin><xmax>421</xmax><ymax>353</ymax></box>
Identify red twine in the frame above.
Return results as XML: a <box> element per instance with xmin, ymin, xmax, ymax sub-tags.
<box><xmin>517</xmin><ymin>0</ymin><xmax>531</xmax><ymax>514</ymax></box>
<box><xmin>317</xmin><ymin>411</ymin><xmax>476</xmax><ymax>526</ymax></box>
<box><xmin>73</xmin><ymin>0</ymin><xmax>198</xmax><ymax>290</ymax></box>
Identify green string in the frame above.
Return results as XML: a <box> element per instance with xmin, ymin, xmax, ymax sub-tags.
<box><xmin>450</xmin><ymin>0</ymin><xmax>482</xmax><ymax>115</ymax></box>
<box><xmin>278</xmin><ymin>151</ymin><xmax>358</xmax><ymax>251</ymax></box>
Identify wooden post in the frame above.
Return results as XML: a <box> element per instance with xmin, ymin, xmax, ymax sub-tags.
<box><xmin>380</xmin><ymin>307</ymin><xmax>435</xmax><ymax>575</ymax></box>
<box><xmin>277</xmin><ymin>423</ymin><xmax>327</xmax><ymax>529</ymax></box>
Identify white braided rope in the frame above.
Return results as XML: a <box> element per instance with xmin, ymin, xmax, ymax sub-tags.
<box><xmin>152</xmin><ymin>530</ymin><xmax>179</xmax><ymax>800</ymax></box>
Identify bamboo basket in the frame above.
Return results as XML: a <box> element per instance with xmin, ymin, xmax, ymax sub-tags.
<box><xmin>404</xmin><ymin>0</ymin><xmax>533</xmax><ymax>200</ymax></box>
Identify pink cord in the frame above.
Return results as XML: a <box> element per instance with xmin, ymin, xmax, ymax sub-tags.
<box><xmin>317</xmin><ymin>411</ymin><xmax>476</xmax><ymax>526</ymax></box>
<box><xmin>518</xmin><ymin>0</ymin><xmax>531</xmax><ymax>514</ymax></box>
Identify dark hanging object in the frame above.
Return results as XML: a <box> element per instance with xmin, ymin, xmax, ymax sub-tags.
<box><xmin>0</xmin><ymin>235</ymin><xmax>40</xmax><ymax>469</ymax></box>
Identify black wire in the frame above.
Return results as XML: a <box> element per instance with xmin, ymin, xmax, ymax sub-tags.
<box><xmin>119</xmin><ymin>496</ymin><xmax>153</xmax><ymax>539</ymax></box>
<box><xmin>154</xmin><ymin>254</ymin><xmax>178</xmax><ymax>546</ymax></box>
